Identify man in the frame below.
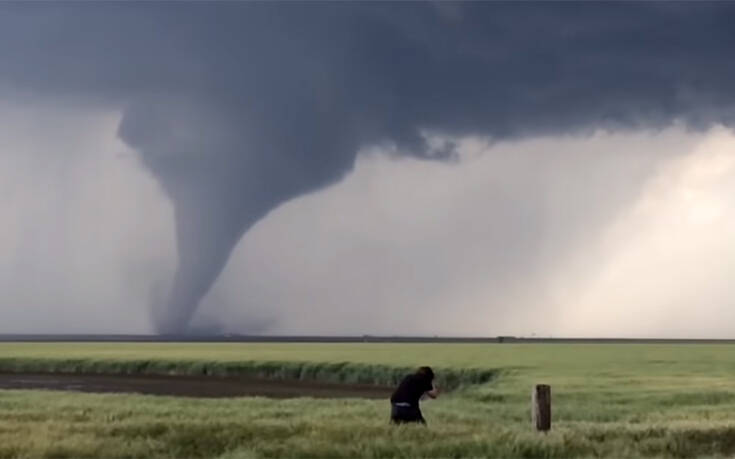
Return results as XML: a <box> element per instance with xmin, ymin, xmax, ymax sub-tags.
<box><xmin>390</xmin><ymin>366</ymin><xmax>439</xmax><ymax>424</ymax></box>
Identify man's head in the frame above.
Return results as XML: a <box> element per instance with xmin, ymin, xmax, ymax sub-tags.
<box><xmin>417</xmin><ymin>366</ymin><xmax>434</xmax><ymax>381</ymax></box>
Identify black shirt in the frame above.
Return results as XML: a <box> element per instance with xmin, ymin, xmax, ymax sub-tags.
<box><xmin>390</xmin><ymin>374</ymin><xmax>433</xmax><ymax>406</ymax></box>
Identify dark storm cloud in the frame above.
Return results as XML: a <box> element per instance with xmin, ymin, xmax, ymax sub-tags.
<box><xmin>2</xmin><ymin>2</ymin><xmax>735</xmax><ymax>333</ymax></box>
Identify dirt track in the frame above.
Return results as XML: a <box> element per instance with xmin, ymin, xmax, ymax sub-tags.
<box><xmin>0</xmin><ymin>372</ymin><xmax>393</xmax><ymax>399</ymax></box>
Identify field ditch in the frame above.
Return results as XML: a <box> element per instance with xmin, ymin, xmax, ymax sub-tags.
<box><xmin>0</xmin><ymin>357</ymin><xmax>498</xmax><ymax>391</ymax></box>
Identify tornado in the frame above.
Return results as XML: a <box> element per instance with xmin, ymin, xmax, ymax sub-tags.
<box><xmin>117</xmin><ymin>100</ymin><xmax>362</xmax><ymax>333</ymax></box>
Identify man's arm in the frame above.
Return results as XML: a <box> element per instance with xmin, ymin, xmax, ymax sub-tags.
<box><xmin>426</xmin><ymin>383</ymin><xmax>439</xmax><ymax>399</ymax></box>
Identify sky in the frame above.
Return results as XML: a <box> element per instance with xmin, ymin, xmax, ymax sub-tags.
<box><xmin>1</xmin><ymin>2</ymin><xmax>735</xmax><ymax>336</ymax></box>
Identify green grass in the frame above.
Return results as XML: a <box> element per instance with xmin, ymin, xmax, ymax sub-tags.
<box><xmin>2</xmin><ymin>343</ymin><xmax>735</xmax><ymax>457</ymax></box>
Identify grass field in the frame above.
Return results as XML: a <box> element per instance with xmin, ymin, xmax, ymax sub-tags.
<box><xmin>2</xmin><ymin>343</ymin><xmax>735</xmax><ymax>458</ymax></box>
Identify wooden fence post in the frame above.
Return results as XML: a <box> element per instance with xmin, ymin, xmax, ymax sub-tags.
<box><xmin>532</xmin><ymin>384</ymin><xmax>551</xmax><ymax>432</ymax></box>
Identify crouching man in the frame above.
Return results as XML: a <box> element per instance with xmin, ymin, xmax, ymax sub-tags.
<box><xmin>390</xmin><ymin>366</ymin><xmax>439</xmax><ymax>425</ymax></box>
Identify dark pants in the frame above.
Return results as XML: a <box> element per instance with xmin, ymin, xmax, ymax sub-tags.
<box><xmin>390</xmin><ymin>403</ymin><xmax>426</xmax><ymax>424</ymax></box>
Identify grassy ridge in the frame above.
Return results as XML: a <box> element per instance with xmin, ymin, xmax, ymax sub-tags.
<box><xmin>0</xmin><ymin>357</ymin><xmax>496</xmax><ymax>389</ymax></box>
<box><xmin>0</xmin><ymin>342</ymin><xmax>512</xmax><ymax>389</ymax></box>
